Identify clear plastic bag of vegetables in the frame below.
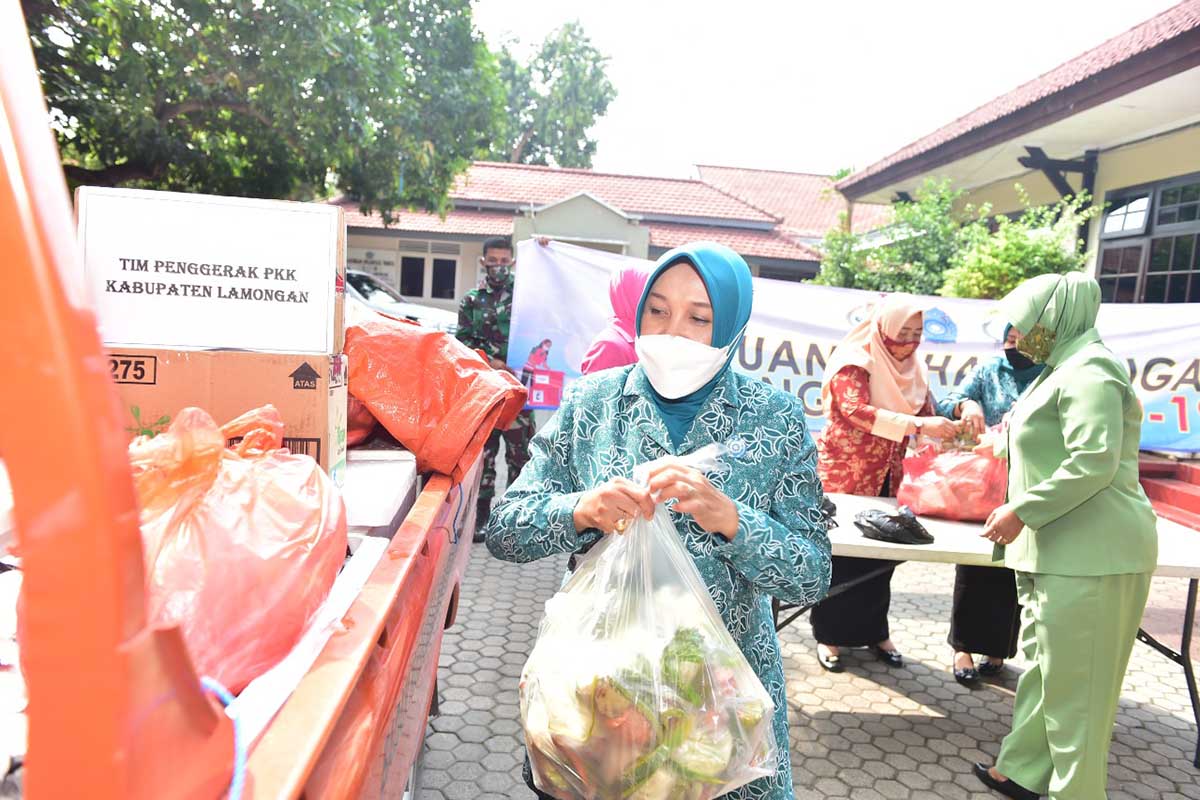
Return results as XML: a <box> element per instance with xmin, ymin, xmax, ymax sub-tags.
<box><xmin>520</xmin><ymin>447</ymin><xmax>777</xmax><ymax>799</ymax></box>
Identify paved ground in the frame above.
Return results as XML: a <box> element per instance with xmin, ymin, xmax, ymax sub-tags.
<box><xmin>420</xmin><ymin>546</ymin><xmax>1200</xmax><ymax>800</ymax></box>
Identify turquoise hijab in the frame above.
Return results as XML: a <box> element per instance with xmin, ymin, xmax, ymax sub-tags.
<box><xmin>634</xmin><ymin>242</ymin><xmax>754</xmax><ymax>448</ymax></box>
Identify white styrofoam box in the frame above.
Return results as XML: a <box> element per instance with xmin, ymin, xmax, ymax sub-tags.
<box><xmin>342</xmin><ymin>452</ymin><xmax>419</xmax><ymax>532</ymax></box>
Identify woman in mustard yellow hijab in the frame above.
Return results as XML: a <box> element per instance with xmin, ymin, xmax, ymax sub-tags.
<box><xmin>974</xmin><ymin>273</ymin><xmax>1158</xmax><ymax>800</ymax></box>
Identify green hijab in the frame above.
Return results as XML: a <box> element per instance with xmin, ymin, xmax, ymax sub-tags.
<box><xmin>999</xmin><ymin>272</ymin><xmax>1101</xmax><ymax>368</ymax></box>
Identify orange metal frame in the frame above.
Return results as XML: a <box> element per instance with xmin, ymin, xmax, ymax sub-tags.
<box><xmin>1</xmin><ymin>6</ymin><xmax>235</xmax><ymax>798</ymax></box>
<box><xmin>246</xmin><ymin>465</ymin><xmax>479</xmax><ymax>799</ymax></box>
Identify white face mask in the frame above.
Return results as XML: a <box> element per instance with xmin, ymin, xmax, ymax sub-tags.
<box><xmin>635</xmin><ymin>330</ymin><xmax>742</xmax><ymax>399</ymax></box>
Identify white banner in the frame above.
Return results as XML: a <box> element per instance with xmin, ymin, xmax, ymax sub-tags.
<box><xmin>509</xmin><ymin>241</ymin><xmax>1200</xmax><ymax>453</ymax></box>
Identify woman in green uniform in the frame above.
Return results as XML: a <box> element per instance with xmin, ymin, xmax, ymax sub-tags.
<box><xmin>973</xmin><ymin>273</ymin><xmax>1158</xmax><ymax>800</ymax></box>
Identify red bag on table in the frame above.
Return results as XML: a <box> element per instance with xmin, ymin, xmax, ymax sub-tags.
<box><xmin>897</xmin><ymin>445</ymin><xmax>1007</xmax><ymax>522</ymax></box>
<box><xmin>345</xmin><ymin>317</ymin><xmax>527</xmax><ymax>482</ymax></box>
<box><xmin>130</xmin><ymin>405</ymin><xmax>347</xmax><ymax>692</ymax></box>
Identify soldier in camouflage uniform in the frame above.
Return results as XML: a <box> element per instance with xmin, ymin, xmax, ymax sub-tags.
<box><xmin>457</xmin><ymin>236</ymin><xmax>537</xmax><ymax>538</ymax></box>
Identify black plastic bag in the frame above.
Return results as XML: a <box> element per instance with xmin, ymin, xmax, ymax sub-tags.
<box><xmin>819</xmin><ymin>495</ymin><xmax>838</xmax><ymax>531</ymax></box>
<box><xmin>854</xmin><ymin>506</ymin><xmax>934</xmax><ymax>546</ymax></box>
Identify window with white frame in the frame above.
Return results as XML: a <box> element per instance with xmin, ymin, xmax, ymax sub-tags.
<box><xmin>393</xmin><ymin>239</ymin><xmax>461</xmax><ymax>300</ymax></box>
<box><xmin>1101</xmin><ymin>194</ymin><xmax>1151</xmax><ymax>238</ymax></box>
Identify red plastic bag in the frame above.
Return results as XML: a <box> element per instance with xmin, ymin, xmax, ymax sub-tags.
<box><xmin>130</xmin><ymin>405</ymin><xmax>348</xmax><ymax>692</ymax></box>
<box><xmin>345</xmin><ymin>317</ymin><xmax>527</xmax><ymax>482</ymax></box>
<box><xmin>897</xmin><ymin>445</ymin><xmax>1007</xmax><ymax>522</ymax></box>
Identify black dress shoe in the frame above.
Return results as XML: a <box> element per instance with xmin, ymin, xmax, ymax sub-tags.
<box><xmin>954</xmin><ymin>665</ymin><xmax>980</xmax><ymax>687</ymax></box>
<box><xmin>473</xmin><ymin>500</ymin><xmax>491</xmax><ymax>543</ymax></box>
<box><xmin>816</xmin><ymin>647</ymin><xmax>844</xmax><ymax>673</ymax></box>
<box><xmin>978</xmin><ymin>658</ymin><xmax>1006</xmax><ymax>677</ymax></box>
<box><xmin>870</xmin><ymin>645</ymin><xmax>903</xmax><ymax>668</ymax></box>
<box><xmin>973</xmin><ymin>763</ymin><xmax>1040</xmax><ymax>799</ymax></box>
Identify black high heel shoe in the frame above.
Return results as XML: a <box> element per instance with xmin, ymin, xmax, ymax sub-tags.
<box><xmin>954</xmin><ymin>665</ymin><xmax>980</xmax><ymax>686</ymax></box>
<box><xmin>954</xmin><ymin>653</ymin><xmax>980</xmax><ymax>686</ymax></box>
<box><xmin>973</xmin><ymin>763</ymin><xmax>1041</xmax><ymax>799</ymax></box>
<box><xmin>978</xmin><ymin>657</ymin><xmax>1006</xmax><ymax>677</ymax></box>
<box><xmin>870</xmin><ymin>644</ymin><xmax>903</xmax><ymax>668</ymax></box>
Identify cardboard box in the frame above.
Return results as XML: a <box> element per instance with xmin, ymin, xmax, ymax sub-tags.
<box><xmin>107</xmin><ymin>348</ymin><xmax>348</xmax><ymax>486</ymax></box>
<box><xmin>77</xmin><ymin>187</ymin><xmax>345</xmax><ymax>355</ymax></box>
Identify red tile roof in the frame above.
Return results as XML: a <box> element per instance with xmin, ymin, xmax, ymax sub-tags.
<box><xmin>697</xmin><ymin>165</ymin><xmax>892</xmax><ymax>236</ymax></box>
<box><xmin>336</xmin><ymin>198</ymin><xmax>815</xmax><ymax>260</ymax></box>
<box><xmin>646</xmin><ymin>222</ymin><xmax>822</xmax><ymax>262</ymax></box>
<box><xmin>337</xmin><ymin>162</ymin><xmax>836</xmax><ymax>261</ymax></box>
<box><xmin>451</xmin><ymin>161</ymin><xmax>779</xmax><ymax>223</ymax></box>
<box><xmin>334</xmin><ymin>199</ymin><xmax>515</xmax><ymax>236</ymax></box>
<box><xmin>838</xmin><ymin>2</ymin><xmax>1200</xmax><ymax>195</ymax></box>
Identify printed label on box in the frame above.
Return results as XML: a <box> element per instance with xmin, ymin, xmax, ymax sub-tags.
<box><xmin>77</xmin><ymin>187</ymin><xmax>343</xmax><ymax>353</ymax></box>
<box><xmin>108</xmin><ymin>353</ymin><xmax>158</xmax><ymax>385</ymax></box>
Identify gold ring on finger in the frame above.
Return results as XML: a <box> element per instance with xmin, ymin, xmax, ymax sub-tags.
<box><xmin>614</xmin><ymin>518</ymin><xmax>628</xmax><ymax>533</ymax></box>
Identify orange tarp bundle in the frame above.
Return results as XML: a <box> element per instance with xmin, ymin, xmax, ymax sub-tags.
<box><xmin>345</xmin><ymin>318</ymin><xmax>527</xmax><ymax>482</ymax></box>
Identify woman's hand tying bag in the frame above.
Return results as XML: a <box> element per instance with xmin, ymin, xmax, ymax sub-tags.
<box><xmin>916</xmin><ymin>416</ymin><xmax>961</xmax><ymax>440</ymax></box>
<box><xmin>958</xmin><ymin>400</ymin><xmax>986</xmax><ymax>437</ymax></box>
<box><xmin>644</xmin><ymin>458</ymin><xmax>740</xmax><ymax>541</ymax></box>
<box><xmin>573</xmin><ymin>477</ymin><xmax>655</xmax><ymax>534</ymax></box>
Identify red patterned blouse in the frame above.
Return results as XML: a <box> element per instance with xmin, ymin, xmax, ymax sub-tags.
<box><xmin>817</xmin><ymin>366</ymin><xmax>934</xmax><ymax>497</ymax></box>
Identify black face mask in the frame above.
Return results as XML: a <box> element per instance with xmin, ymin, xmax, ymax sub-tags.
<box><xmin>1005</xmin><ymin>347</ymin><xmax>1036</xmax><ymax>371</ymax></box>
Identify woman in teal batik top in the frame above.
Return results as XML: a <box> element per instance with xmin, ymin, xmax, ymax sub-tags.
<box><xmin>485</xmin><ymin>241</ymin><xmax>833</xmax><ymax>800</ymax></box>
<box><xmin>936</xmin><ymin>325</ymin><xmax>1043</xmax><ymax>686</ymax></box>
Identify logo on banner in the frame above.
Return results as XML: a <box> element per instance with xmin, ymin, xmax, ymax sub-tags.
<box><xmin>846</xmin><ymin>302</ymin><xmax>875</xmax><ymax>326</ymax></box>
<box><xmin>923</xmin><ymin>307</ymin><xmax>958</xmax><ymax>343</ymax></box>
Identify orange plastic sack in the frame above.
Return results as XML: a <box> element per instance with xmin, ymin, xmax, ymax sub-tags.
<box><xmin>345</xmin><ymin>318</ymin><xmax>527</xmax><ymax>482</ymax></box>
<box><xmin>897</xmin><ymin>445</ymin><xmax>1007</xmax><ymax>522</ymax></box>
<box><xmin>129</xmin><ymin>405</ymin><xmax>348</xmax><ymax>692</ymax></box>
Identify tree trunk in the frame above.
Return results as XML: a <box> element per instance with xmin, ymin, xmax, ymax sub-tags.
<box><xmin>509</xmin><ymin>127</ymin><xmax>534</xmax><ymax>163</ymax></box>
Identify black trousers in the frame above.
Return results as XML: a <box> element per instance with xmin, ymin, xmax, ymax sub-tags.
<box><xmin>810</xmin><ymin>555</ymin><xmax>899</xmax><ymax>647</ymax></box>
<box><xmin>947</xmin><ymin>564</ymin><xmax>1021</xmax><ymax>658</ymax></box>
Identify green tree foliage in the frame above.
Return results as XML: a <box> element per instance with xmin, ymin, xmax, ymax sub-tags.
<box><xmin>23</xmin><ymin>0</ymin><xmax>504</xmax><ymax>219</ymax></box>
<box><xmin>815</xmin><ymin>178</ymin><xmax>987</xmax><ymax>295</ymax></box>
<box><xmin>815</xmin><ymin>179</ymin><xmax>1100</xmax><ymax>299</ymax></box>
<box><xmin>490</xmin><ymin>22</ymin><xmax>616</xmax><ymax>168</ymax></box>
<box><xmin>940</xmin><ymin>189</ymin><xmax>1100</xmax><ymax>299</ymax></box>
<box><xmin>812</xmin><ymin>217</ymin><xmax>867</xmax><ymax>289</ymax></box>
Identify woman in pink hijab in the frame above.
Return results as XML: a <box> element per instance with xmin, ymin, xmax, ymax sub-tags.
<box><xmin>579</xmin><ymin>264</ymin><xmax>650</xmax><ymax>375</ymax></box>
<box><xmin>809</xmin><ymin>294</ymin><xmax>960</xmax><ymax>673</ymax></box>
